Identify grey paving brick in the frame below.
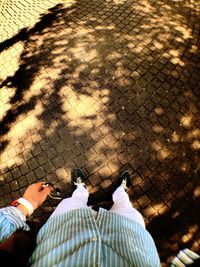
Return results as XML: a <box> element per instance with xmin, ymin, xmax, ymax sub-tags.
<box><xmin>0</xmin><ymin>0</ymin><xmax>200</xmax><ymax>264</ymax></box>
<box><xmin>10</xmin><ymin>180</ymin><xmax>20</xmax><ymax>191</ymax></box>
<box><xmin>11</xmin><ymin>167</ymin><xmax>21</xmax><ymax>179</ymax></box>
<box><xmin>28</xmin><ymin>158</ymin><xmax>39</xmax><ymax>171</ymax></box>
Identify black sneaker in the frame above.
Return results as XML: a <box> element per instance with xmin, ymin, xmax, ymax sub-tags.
<box><xmin>119</xmin><ymin>171</ymin><xmax>131</xmax><ymax>191</ymax></box>
<box><xmin>71</xmin><ymin>168</ymin><xmax>86</xmax><ymax>187</ymax></box>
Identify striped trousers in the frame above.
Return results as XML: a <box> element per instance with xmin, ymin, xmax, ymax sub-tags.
<box><xmin>50</xmin><ymin>185</ymin><xmax>145</xmax><ymax>228</ymax></box>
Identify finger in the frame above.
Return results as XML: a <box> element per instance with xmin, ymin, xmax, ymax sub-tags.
<box><xmin>41</xmin><ymin>183</ymin><xmax>53</xmax><ymax>191</ymax></box>
<box><xmin>35</xmin><ymin>182</ymin><xmax>44</xmax><ymax>187</ymax></box>
<box><xmin>35</xmin><ymin>182</ymin><xmax>46</xmax><ymax>191</ymax></box>
<box><xmin>41</xmin><ymin>186</ymin><xmax>52</xmax><ymax>197</ymax></box>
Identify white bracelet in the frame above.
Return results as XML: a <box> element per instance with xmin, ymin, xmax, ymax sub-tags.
<box><xmin>17</xmin><ymin>197</ymin><xmax>34</xmax><ymax>217</ymax></box>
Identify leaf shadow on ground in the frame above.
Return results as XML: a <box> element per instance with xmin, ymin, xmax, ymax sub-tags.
<box><xmin>0</xmin><ymin>0</ymin><xmax>200</xmax><ymax>264</ymax></box>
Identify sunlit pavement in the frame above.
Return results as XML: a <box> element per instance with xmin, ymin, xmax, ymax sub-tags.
<box><xmin>0</xmin><ymin>0</ymin><xmax>200</xmax><ymax>264</ymax></box>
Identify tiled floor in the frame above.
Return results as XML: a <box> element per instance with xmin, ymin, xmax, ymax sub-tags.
<box><xmin>0</xmin><ymin>0</ymin><xmax>200</xmax><ymax>265</ymax></box>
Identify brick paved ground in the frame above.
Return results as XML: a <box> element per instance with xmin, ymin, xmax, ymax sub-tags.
<box><xmin>0</xmin><ymin>0</ymin><xmax>200</xmax><ymax>265</ymax></box>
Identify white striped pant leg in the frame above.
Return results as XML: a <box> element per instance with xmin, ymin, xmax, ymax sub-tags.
<box><xmin>49</xmin><ymin>185</ymin><xmax>90</xmax><ymax>218</ymax></box>
<box><xmin>110</xmin><ymin>185</ymin><xmax>145</xmax><ymax>228</ymax></box>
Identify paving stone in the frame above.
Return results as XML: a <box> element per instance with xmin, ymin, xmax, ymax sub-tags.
<box><xmin>74</xmin><ymin>153</ymin><xmax>87</xmax><ymax>168</ymax></box>
<box><xmin>34</xmin><ymin>166</ymin><xmax>46</xmax><ymax>179</ymax></box>
<box><xmin>3</xmin><ymin>171</ymin><xmax>13</xmax><ymax>183</ymax></box>
<box><xmin>3</xmin><ymin>184</ymin><xmax>12</xmax><ymax>194</ymax></box>
<box><xmin>11</xmin><ymin>167</ymin><xmax>21</xmax><ymax>179</ymax></box>
<box><xmin>18</xmin><ymin>176</ymin><xmax>29</xmax><ymax>188</ymax></box>
<box><xmin>32</xmin><ymin>144</ymin><xmax>42</xmax><ymax>156</ymax></box>
<box><xmin>88</xmin><ymin>174</ymin><xmax>102</xmax><ymax>186</ymax></box>
<box><xmin>53</xmin><ymin>155</ymin><xmax>65</xmax><ymax>169</ymax></box>
<box><xmin>71</xmin><ymin>143</ymin><xmax>84</xmax><ymax>157</ymax></box>
<box><xmin>45</xmin><ymin>147</ymin><xmax>58</xmax><ymax>160</ymax></box>
<box><xmin>0</xmin><ymin>0</ymin><xmax>200</xmax><ymax>264</ymax></box>
<box><xmin>100</xmin><ymin>179</ymin><xmax>112</xmax><ymax>191</ymax></box>
<box><xmin>19</xmin><ymin>164</ymin><xmax>30</xmax><ymax>175</ymax></box>
<box><xmin>43</xmin><ymin>161</ymin><xmax>55</xmax><ymax>174</ymax></box>
<box><xmin>26</xmin><ymin>171</ymin><xmax>36</xmax><ymax>184</ymax></box>
<box><xmin>10</xmin><ymin>180</ymin><xmax>20</xmax><ymax>191</ymax></box>
<box><xmin>28</xmin><ymin>158</ymin><xmax>39</xmax><ymax>171</ymax></box>
<box><xmin>55</xmin><ymin>141</ymin><xmax>65</xmax><ymax>153</ymax></box>
<box><xmin>37</xmin><ymin>154</ymin><xmax>47</xmax><ymax>165</ymax></box>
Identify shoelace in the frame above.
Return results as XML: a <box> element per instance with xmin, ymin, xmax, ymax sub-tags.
<box><xmin>121</xmin><ymin>179</ymin><xmax>128</xmax><ymax>191</ymax></box>
<box><xmin>48</xmin><ymin>192</ymin><xmax>62</xmax><ymax>200</ymax></box>
<box><xmin>74</xmin><ymin>177</ymin><xmax>85</xmax><ymax>187</ymax></box>
<box><xmin>42</xmin><ymin>182</ymin><xmax>63</xmax><ymax>200</ymax></box>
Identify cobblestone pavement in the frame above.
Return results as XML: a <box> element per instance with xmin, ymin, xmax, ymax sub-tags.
<box><xmin>0</xmin><ymin>0</ymin><xmax>200</xmax><ymax>265</ymax></box>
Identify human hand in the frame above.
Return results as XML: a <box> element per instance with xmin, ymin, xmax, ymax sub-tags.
<box><xmin>22</xmin><ymin>182</ymin><xmax>52</xmax><ymax>210</ymax></box>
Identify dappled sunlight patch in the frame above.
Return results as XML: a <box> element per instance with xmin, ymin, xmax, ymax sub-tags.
<box><xmin>171</xmin><ymin>131</ymin><xmax>180</xmax><ymax>143</ymax></box>
<box><xmin>184</xmin><ymin>126</ymin><xmax>200</xmax><ymax>150</ymax></box>
<box><xmin>194</xmin><ymin>186</ymin><xmax>200</xmax><ymax>198</ymax></box>
<box><xmin>134</xmin><ymin>44</ymin><xmax>145</xmax><ymax>53</ymax></box>
<box><xmin>184</xmin><ymin>90</ymin><xmax>194</xmax><ymax>98</ymax></box>
<box><xmin>180</xmin><ymin>161</ymin><xmax>190</xmax><ymax>173</ymax></box>
<box><xmin>191</xmin><ymin>140</ymin><xmax>200</xmax><ymax>151</ymax></box>
<box><xmin>189</xmin><ymin>44</ymin><xmax>198</xmax><ymax>53</ymax></box>
<box><xmin>76</xmin><ymin>95</ymin><xmax>100</xmax><ymax>115</ymax></box>
<box><xmin>0</xmin><ymin>109</ymin><xmax>44</xmax><ymax>170</ymax></box>
<box><xmin>182</xmin><ymin>225</ymin><xmax>198</xmax><ymax>243</ymax></box>
<box><xmin>130</xmin><ymin>71</ymin><xmax>140</xmax><ymax>81</ymax></box>
<box><xmin>180</xmin><ymin>114</ymin><xmax>193</xmax><ymax>129</ymax></box>
<box><xmin>80</xmin><ymin>48</ymin><xmax>98</xmax><ymax>63</ymax></box>
<box><xmin>158</xmin><ymin>149</ymin><xmax>171</xmax><ymax>160</ymax></box>
<box><xmin>0</xmin><ymin>89</ymin><xmax>15</xmax><ymax>121</ymax></box>
<box><xmin>120</xmin><ymin>0</ymin><xmax>196</xmax><ymax>65</ymax></box>
<box><xmin>0</xmin><ymin>149</ymin><xmax>24</xmax><ymax>170</ymax></box>
<box><xmin>60</xmin><ymin>86</ymin><xmax>111</xmax><ymax>133</ymax></box>
<box><xmin>72</xmin><ymin>25</ymin><xmax>94</xmax><ymax>37</ymax></box>
<box><xmin>67</xmin><ymin>29</ymin><xmax>99</xmax><ymax>63</ymax></box>
<box><xmin>9</xmin><ymin>117</ymin><xmax>29</xmax><ymax>138</ymax></box>
<box><xmin>154</xmin><ymin>106</ymin><xmax>164</xmax><ymax>115</ymax></box>
<box><xmin>55</xmin><ymin>167</ymin><xmax>70</xmax><ymax>182</ymax></box>
<box><xmin>46</xmin><ymin>121</ymin><xmax>60</xmax><ymax>136</ymax></box>
<box><xmin>153</xmin><ymin>40</ymin><xmax>163</xmax><ymax>50</ymax></box>
<box><xmin>175</xmin><ymin>25</ymin><xmax>192</xmax><ymax>40</ymax></box>
<box><xmin>94</xmin><ymin>25</ymin><xmax>115</xmax><ymax>31</ymax></box>
<box><xmin>0</xmin><ymin>1</ymin><xmax>68</xmax><ymax>43</ymax></box>
<box><xmin>191</xmin><ymin>240</ymin><xmax>200</xmax><ymax>252</ymax></box>
<box><xmin>152</xmin><ymin>141</ymin><xmax>172</xmax><ymax>160</ymax></box>
<box><xmin>112</xmin><ymin>0</ymin><xmax>127</xmax><ymax>5</ymax></box>
<box><xmin>0</xmin><ymin>42</ymin><xmax>24</xmax><ymax>119</ymax></box>
<box><xmin>144</xmin><ymin>203</ymin><xmax>169</xmax><ymax>219</ymax></box>
<box><xmin>106</xmin><ymin>51</ymin><xmax>121</xmax><ymax>61</ymax></box>
<box><xmin>187</xmin><ymin>129</ymin><xmax>200</xmax><ymax>140</ymax></box>
<box><xmin>0</xmin><ymin>42</ymin><xmax>24</xmax><ymax>80</ymax></box>
<box><xmin>152</xmin><ymin>141</ymin><xmax>163</xmax><ymax>151</ymax></box>
<box><xmin>54</xmin><ymin>39</ymin><xmax>70</xmax><ymax>46</ymax></box>
<box><xmin>22</xmin><ymin>74</ymin><xmax>50</xmax><ymax>103</ymax></box>
<box><xmin>7</xmin><ymin>113</ymin><xmax>42</xmax><ymax>142</ymax></box>
<box><xmin>164</xmin><ymin>49</ymin><xmax>185</xmax><ymax>66</ymax></box>
<box><xmin>39</xmin><ymin>66</ymin><xmax>60</xmax><ymax>81</ymax></box>
<box><xmin>135</xmin><ymin>0</ymin><xmax>153</xmax><ymax>15</ymax></box>
<box><xmin>0</xmin><ymin>1</ymin><xmax>199</xmax><ymax>265</ymax></box>
<box><xmin>152</xmin><ymin>124</ymin><xmax>164</xmax><ymax>133</ymax></box>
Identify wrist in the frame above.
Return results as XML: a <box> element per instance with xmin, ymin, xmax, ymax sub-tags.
<box><xmin>11</xmin><ymin>197</ymin><xmax>34</xmax><ymax>217</ymax></box>
<box><xmin>22</xmin><ymin>198</ymin><xmax>37</xmax><ymax>210</ymax></box>
<box><xmin>16</xmin><ymin>204</ymin><xmax>29</xmax><ymax>217</ymax></box>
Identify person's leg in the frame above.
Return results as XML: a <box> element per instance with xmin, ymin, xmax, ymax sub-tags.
<box><xmin>49</xmin><ymin>185</ymin><xmax>90</xmax><ymax>218</ymax></box>
<box><xmin>110</xmin><ymin>185</ymin><xmax>145</xmax><ymax>228</ymax></box>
